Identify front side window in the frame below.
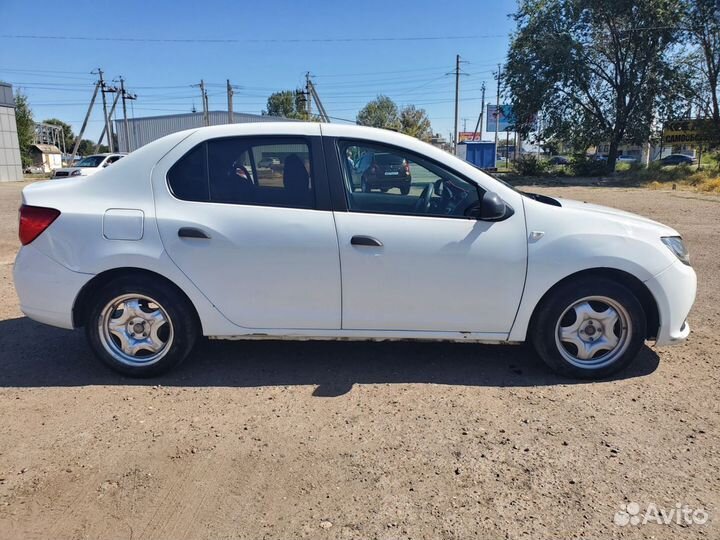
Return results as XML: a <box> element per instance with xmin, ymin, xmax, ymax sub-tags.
<box><xmin>168</xmin><ymin>137</ymin><xmax>314</xmax><ymax>209</ymax></box>
<box><xmin>339</xmin><ymin>141</ymin><xmax>482</xmax><ymax>218</ymax></box>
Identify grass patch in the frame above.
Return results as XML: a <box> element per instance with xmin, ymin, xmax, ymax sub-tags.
<box><xmin>624</xmin><ymin>164</ymin><xmax>720</xmax><ymax>194</ymax></box>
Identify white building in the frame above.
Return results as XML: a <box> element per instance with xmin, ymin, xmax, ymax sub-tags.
<box><xmin>114</xmin><ymin>111</ymin><xmax>287</xmax><ymax>152</ymax></box>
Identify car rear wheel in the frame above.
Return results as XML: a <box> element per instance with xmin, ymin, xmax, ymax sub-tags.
<box><xmin>361</xmin><ymin>176</ymin><xmax>371</xmax><ymax>192</ymax></box>
<box><xmin>86</xmin><ymin>276</ymin><xmax>198</xmax><ymax>377</ymax></box>
<box><xmin>400</xmin><ymin>184</ymin><xmax>410</xmax><ymax>195</ymax></box>
<box><xmin>530</xmin><ymin>277</ymin><xmax>646</xmax><ymax>379</ymax></box>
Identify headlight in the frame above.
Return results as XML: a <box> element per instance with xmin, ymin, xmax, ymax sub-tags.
<box><xmin>661</xmin><ymin>236</ymin><xmax>690</xmax><ymax>265</ymax></box>
<box><xmin>70</xmin><ymin>170</ymin><xmax>82</xmax><ymax>177</ymax></box>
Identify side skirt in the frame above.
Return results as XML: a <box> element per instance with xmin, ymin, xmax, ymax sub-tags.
<box><xmin>208</xmin><ymin>330</ymin><xmax>518</xmax><ymax>344</ymax></box>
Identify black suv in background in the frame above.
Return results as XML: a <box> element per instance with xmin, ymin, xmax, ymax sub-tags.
<box><xmin>352</xmin><ymin>152</ymin><xmax>412</xmax><ymax>194</ymax></box>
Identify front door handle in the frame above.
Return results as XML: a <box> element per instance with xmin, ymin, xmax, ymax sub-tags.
<box><xmin>178</xmin><ymin>227</ymin><xmax>210</xmax><ymax>239</ymax></box>
<box><xmin>351</xmin><ymin>235</ymin><xmax>383</xmax><ymax>247</ymax></box>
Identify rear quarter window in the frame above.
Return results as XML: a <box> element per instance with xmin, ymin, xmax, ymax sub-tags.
<box><xmin>167</xmin><ymin>144</ymin><xmax>209</xmax><ymax>201</ymax></box>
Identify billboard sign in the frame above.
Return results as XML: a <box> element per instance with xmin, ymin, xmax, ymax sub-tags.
<box><xmin>663</xmin><ymin>119</ymin><xmax>718</xmax><ymax>146</ymax></box>
<box><xmin>486</xmin><ymin>104</ymin><xmax>515</xmax><ymax>132</ymax></box>
<box><xmin>457</xmin><ymin>131</ymin><xmax>483</xmax><ymax>143</ymax></box>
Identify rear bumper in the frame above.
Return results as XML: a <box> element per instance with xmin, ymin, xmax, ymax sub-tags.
<box><xmin>645</xmin><ymin>260</ymin><xmax>697</xmax><ymax>346</ymax></box>
<box><xmin>366</xmin><ymin>176</ymin><xmax>411</xmax><ymax>189</ymax></box>
<box><xmin>13</xmin><ymin>245</ymin><xmax>93</xmax><ymax>330</ymax></box>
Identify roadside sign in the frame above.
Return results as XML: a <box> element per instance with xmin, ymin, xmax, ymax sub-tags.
<box><xmin>663</xmin><ymin>119</ymin><xmax>718</xmax><ymax>145</ymax></box>
<box><xmin>486</xmin><ymin>105</ymin><xmax>515</xmax><ymax>132</ymax></box>
<box><xmin>457</xmin><ymin>131</ymin><xmax>482</xmax><ymax>142</ymax></box>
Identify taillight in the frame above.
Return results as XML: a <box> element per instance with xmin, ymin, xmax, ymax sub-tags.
<box><xmin>404</xmin><ymin>160</ymin><xmax>410</xmax><ymax>174</ymax></box>
<box><xmin>19</xmin><ymin>205</ymin><xmax>61</xmax><ymax>245</ymax></box>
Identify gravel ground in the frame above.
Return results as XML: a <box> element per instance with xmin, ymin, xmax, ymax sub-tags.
<box><xmin>0</xmin><ymin>181</ymin><xmax>718</xmax><ymax>539</ymax></box>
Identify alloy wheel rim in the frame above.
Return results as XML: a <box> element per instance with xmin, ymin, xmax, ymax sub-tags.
<box><xmin>98</xmin><ymin>294</ymin><xmax>174</xmax><ymax>366</ymax></box>
<box><xmin>554</xmin><ymin>295</ymin><xmax>631</xmax><ymax>369</ymax></box>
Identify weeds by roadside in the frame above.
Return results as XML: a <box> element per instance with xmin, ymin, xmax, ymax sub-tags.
<box><xmin>504</xmin><ymin>156</ymin><xmax>720</xmax><ymax>194</ymax></box>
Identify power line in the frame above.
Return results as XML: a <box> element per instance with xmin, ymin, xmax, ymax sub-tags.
<box><xmin>0</xmin><ymin>33</ymin><xmax>508</xmax><ymax>44</ymax></box>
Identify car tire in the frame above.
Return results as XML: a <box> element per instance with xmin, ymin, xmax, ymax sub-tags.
<box><xmin>530</xmin><ymin>277</ymin><xmax>646</xmax><ymax>379</ymax></box>
<box><xmin>361</xmin><ymin>177</ymin><xmax>371</xmax><ymax>193</ymax></box>
<box><xmin>400</xmin><ymin>184</ymin><xmax>410</xmax><ymax>195</ymax></box>
<box><xmin>85</xmin><ymin>275</ymin><xmax>199</xmax><ymax>377</ymax></box>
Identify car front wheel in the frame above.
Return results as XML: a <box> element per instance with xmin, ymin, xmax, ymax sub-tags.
<box><xmin>530</xmin><ymin>277</ymin><xmax>646</xmax><ymax>379</ymax></box>
<box><xmin>86</xmin><ymin>276</ymin><xmax>198</xmax><ymax>377</ymax></box>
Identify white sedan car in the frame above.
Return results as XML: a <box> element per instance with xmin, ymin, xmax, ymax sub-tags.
<box><xmin>14</xmin><ymin>123</ymin><xmax>696</xmax><ymax>378</ymax></box>
<box><xmin>51</xmin><ymin>153</ymin><xmax>126</xmax><ymax>178</ymax></box>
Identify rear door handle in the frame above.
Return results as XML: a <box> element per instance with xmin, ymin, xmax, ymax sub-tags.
<box><xmin>178</xmin><ymin>227</ymin><xmax>210</xmax><ymax>239</ymax></box>
<box><xmin>351</xmin><ymin>235</ymin><xmax>383</xmax><ymax>247</ymax></box>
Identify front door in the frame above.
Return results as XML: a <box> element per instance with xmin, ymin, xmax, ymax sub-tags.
<box><xmin>333</xmin><ymin>140</ymin><xmax>527</xmax><ymax>334</ymax></box>
<box><xmin>153</xmin><ymin>132</ymin><xmax>341</xmax><ymax>330</ymax></box>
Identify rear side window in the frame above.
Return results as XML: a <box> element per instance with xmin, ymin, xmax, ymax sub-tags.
<box><xmin>168</xmin><ymin>137</ymin><xmax>314</xmax><ymax>209</ymax></box>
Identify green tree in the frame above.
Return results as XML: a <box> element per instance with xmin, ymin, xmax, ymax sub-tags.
<box><xmin>263</xmin><ymin>90</ymin><xmax>310</xmax><ymax>120</ymax></box>
<box><xmin>42</xmin><ymin>118</ymin><xmax>75</xmax><ymax>153</ymax></box>
<box><xmin>683</xmin><ymin>0</ymin><xmax>720</xmax><ymax>146</ymax></box>
<box><xmin>76</xmin><ymin>139</ymin><xmax>96</xmax><ymax>156</ymax></box>
<box><xmin>14</xmin><ymin>92</ymin><xmax>34</xmax><ymax>167</ymax></box>
<box><xmin>356</xmin><ymin>95</ymin><xmax>400</xmax><ymax>130</ymax></box>
<box><xmin>505</xmin><ymin>0</ymin><xmax>682</xmax><ymax>170</ymax></box>
<box><xmin>399</xmin><ymin>105</ymin><xmax>433</xmax><ymax>141</ymax></box>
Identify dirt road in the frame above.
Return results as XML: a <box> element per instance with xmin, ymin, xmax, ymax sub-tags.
<box><xmin>0</xmin><ymin>181</ymin><xmax>718</xmax><ymax>539</ymax></box>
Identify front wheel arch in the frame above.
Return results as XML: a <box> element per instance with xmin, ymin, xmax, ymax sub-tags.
<box><xmin>72</xmin><ymin>267</ymin><xmax>201</xmax><ymax>332</ymax></box>
<box><xmin>528</xmin><ymin>268</ymin><xmax>660</xmax><ymax>341</ymax></box>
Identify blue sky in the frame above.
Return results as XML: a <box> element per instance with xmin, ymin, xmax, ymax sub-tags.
<box><xmin>1</xmin><ymin>0</ymin><xmax>517</xmax><ymax>144</ymax></box>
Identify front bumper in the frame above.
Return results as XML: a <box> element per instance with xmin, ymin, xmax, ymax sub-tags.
<box><xmin>13</xmin><ymin>245</ymin><xmax>93</xmax><ymax>330</ymax></box>
<box><xmin>645</xmin><ymin>260</ymin><xmax>697</xmax><ymax>346</ymax></box>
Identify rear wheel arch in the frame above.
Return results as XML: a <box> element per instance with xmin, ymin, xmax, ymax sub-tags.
<box><xmin>529</xmin><ymin>268</ymin><xmax>660</xmax><ymax>341</ymax></box>
<box><xmin>72</xmin><ymin>267</ymin><xmax>201</xmax><ymax>331</ymax></box>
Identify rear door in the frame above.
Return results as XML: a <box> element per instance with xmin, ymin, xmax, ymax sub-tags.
<box><xmin>152</xmin><ymin>128</ymin><xmax>341</xmax><ymax>330</ymax></box>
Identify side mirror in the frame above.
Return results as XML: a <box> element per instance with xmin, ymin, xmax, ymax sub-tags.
<box><xmin>465</xmin><ymin>191</ymin><xmax>509</xmax><ymax>221</ymax></box>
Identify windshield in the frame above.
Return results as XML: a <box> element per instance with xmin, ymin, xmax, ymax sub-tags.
<box><xmin>76</xmin><ymin>156</ymin><xmax>105</xmax><ymax>168</ymax></box>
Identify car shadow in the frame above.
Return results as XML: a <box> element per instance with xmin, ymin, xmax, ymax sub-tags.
<box><xmin>0</xmin><ymin>317</ymin><xmax>660</xmax><ymax>395</ymax></box>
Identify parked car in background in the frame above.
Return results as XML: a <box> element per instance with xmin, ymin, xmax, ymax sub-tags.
<box><xmin>351</xmin><ymin>151</ymin><xmax>412</xmax><ymax>194</ymax></box>
<box><xmin>14</xmin><ymin>123</ymin><xmax>696</xmax><ymax>380</ymax></box>
<box><xmin>258</xmin><ymin>157</ymin><xmax>280</xmax><ymax>168</ymax></box>
<box><xmin>51</xmin><ymin>153</ymin><xmax>126</xmax><ymax>179</ymax></box>
<box><xmin>23</xmin><ymin>165</ymin><xmax>44</xmax><ymax>174</ymax></box>
<box><xmin>617</xmin><ymin>155</ymin><xmax>638</xmax><ymax>164</ymax></box>
<box><xmin>659</xmin><ymin>154</ymin><xmax>695</xmax><ymax>166</ymax></box>
<box><xmin>548</xmin><ymin>155</ymin><xmax>569</xmax><ymax>165</ymax></box>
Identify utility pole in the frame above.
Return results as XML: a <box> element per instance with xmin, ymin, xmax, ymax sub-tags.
<box><xmin>453</xmin><ymin>54</ymin><xmax>460</xmax><ymax>154</ymax></box>
<box><xmin>70</xmin><ymin>82</ymin><xmax>100</xmax><ymax>162</ymax></box>
<box><xmin>203</xmin><ymin>81</ymin><xmax>209</xmax><ymax>126</ymax></box>
<box><xmin>305</xmin><ymin>72</ymin><xmax>313</xmax><ymax>117</ymax></box>
<box><xmin>227</xmin><ymin>79</ymin><xmax>234</xmax><ymax>124</ymax></box>
<box><xmin>307</xmin><ymin>77</ymin><xmax>330</xmax><ymax>122</ymax></box>
<box><xmin>471</xmin><ymin>82</ymin><xmax>486</xmax><ymax>142</ymax></box>
<box><xmin>494</xmin><ymin>64</ymin><xmax>501</xmax><ymax>152</ymax></box>
<box><xmin>119</xmin><ymin>77</ymin><xmax>137</xmax><ymax>152</ymax></box>
<box><xmin>95</xmin><ymin>90</ymin><xmax>121</xmax><ymax>153</ymax></box>
<box><xmin>96</xmin><ymin>68</ymin><xmax>117</xmax><ymax>151</ymax></box>
<box><xmin>195</xmin><ymin>80</ymin><xmax>209</xmax><ymax>126</ymax></box>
